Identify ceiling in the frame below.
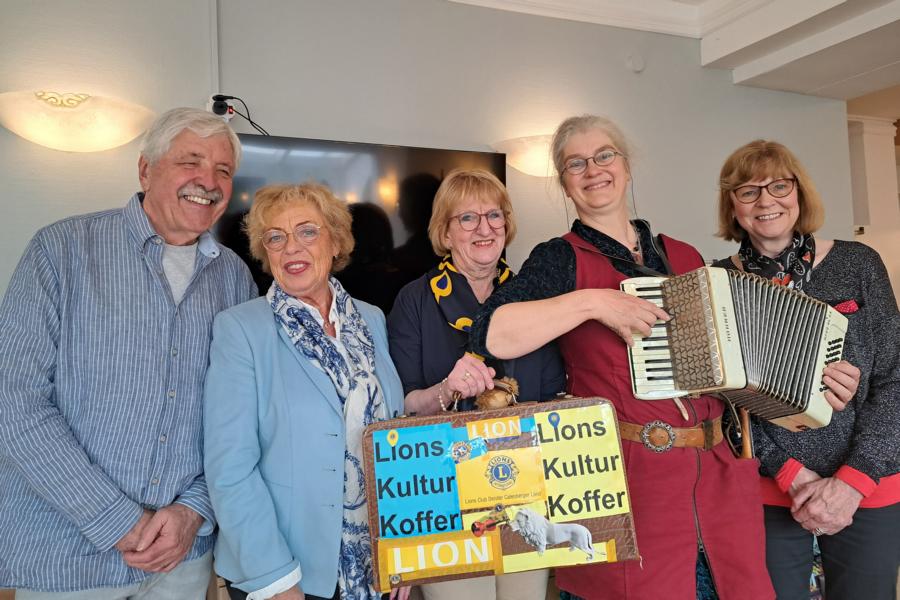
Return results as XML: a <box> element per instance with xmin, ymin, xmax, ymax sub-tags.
<box><xmin>449</xmin><ymin>0</ymin><xmax>900</xmax><ymax>116</ymax></box>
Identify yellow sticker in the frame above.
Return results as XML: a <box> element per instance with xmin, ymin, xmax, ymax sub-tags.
<box><xmin>378</xmin><ymin>529</ymin><xmax>498</xmax><ymax>591</ymax></box>
<box><xmin>466</xmin><ymin>416</ymin><xmax>522</xmax><ymax>441</ymax></box>
<box><xmin>534</xmin><ymin>405</ymin><xmax>630</xmax><ymax>523</ymax></box>
<box><xmin>455</xmin><ymin>447</ymin><xmax>546</xmax><ymax>510</ymax></box>
<box><xmin>501</xmin><ymin>538</ymin><xmax>618</xmax><ymax>572</ymax></box>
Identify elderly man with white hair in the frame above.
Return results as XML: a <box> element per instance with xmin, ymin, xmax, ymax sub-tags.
<box><xmin>0</xmin><ymin>107</ymin><xmax>257</xmax><ymax>599</ymax></box>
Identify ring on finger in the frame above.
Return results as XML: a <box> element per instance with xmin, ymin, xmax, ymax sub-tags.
<box><xmin>464</xmin><ymin>371</ymin><xmax>471</xmax><ymax>380</ymax></box>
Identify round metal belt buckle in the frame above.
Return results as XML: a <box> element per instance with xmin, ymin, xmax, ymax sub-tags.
<box><xmin>640</xmin><ymin>420</ymin><xmax>675</xmax><ymax>452</ymax></box>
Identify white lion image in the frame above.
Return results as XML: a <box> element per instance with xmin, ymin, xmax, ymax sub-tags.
<box><xmin>509</xmin><ymin>507</ymin><xmax>594</xmax><ymax>560</ymax></box>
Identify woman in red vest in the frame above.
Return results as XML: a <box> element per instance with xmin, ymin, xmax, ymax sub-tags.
<box><xmin>468</xmin><ymin>114</ymin><xmax>777</xmax><ymax>599</ymax></box>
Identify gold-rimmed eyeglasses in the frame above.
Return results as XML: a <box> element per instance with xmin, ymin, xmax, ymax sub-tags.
<box><xmin>261</xmin><ymin>223</ymin><xmax>322</xmax><ymax>251</ymax></box>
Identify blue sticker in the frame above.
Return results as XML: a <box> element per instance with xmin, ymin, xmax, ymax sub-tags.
<box><xmin>372</xmin><ymin>424</ymin><xmax>462</xmax><ymax>538</ymax></box>
<box><xmin>548</xmin><ymin>412</ymin><xmax>560</xmax><ymax>428</ymax></box>
<box><xmin>447</xmin><ymin>426</ymin><xmax>487</xmax><ymax>461</ymax></box>
<box><xmin>520</xmin><ymin>416</ymin><xmax>536</xmax><ymax>433</ymax></box>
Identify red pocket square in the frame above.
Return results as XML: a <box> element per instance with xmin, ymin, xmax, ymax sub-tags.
<box><xmin>834</xmin><ymin>300</ymin><xmax>859</xmax><ymax>314</ymax></box>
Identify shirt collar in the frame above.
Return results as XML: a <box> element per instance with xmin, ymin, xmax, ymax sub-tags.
<box><xmin>288</xmin><ymin>278</ymin><xmax>340</xmax><ymax>329</ymax></box>
<box><xmin>124</xmin><ymin>192</ymin><xmax>221</xmax><ymax>258</ymax></box>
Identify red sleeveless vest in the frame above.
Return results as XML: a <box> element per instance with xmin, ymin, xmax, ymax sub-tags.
<box><xmin>554</xmin><ymin>231</ymin><xmax>773</xmax><ymax>600</ymax></box>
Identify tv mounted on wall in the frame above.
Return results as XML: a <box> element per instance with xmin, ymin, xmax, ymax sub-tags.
<box><xmin>213</xmin><ymin>133</ymin><xmax>506</xmax><ymax>312</ymax></box>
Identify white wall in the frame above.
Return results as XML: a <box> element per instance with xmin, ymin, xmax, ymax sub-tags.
<box><xmin>0</xmin><ymin>0</ymin><xmax>855</xmax><ymax>294</ymax></box>
<box><xmin>0</xmin><ymin>0</ymin><xmax>216</xmax><ymax>294</ymax></box>
<box><xmin>848</xmin><ymin>117</ymin><xmax>900</xmax><ymax>297</ymax></box>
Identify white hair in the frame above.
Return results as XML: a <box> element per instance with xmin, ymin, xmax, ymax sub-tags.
<box><xmin>140</xmin><ymin>107</ymin><xmax>241</xmax><ymax>168</ymax></box>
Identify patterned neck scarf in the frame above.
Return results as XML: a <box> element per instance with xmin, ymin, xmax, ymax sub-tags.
<box><xmin>268</xmin><ymin>278</ymin><xmax>387</xmax><ymax>599</ymax></box>
<box><xmin>269</xmin><ymin>278</ymin><xmax>373</xmax><ymax>401</ymax></box>
<box><xmin>428</xmin><ymin>254</ymin><xmax>512</xmax><ymax>332</ymax></box>
<box><xmin>738</xmin><ymin>232</ymin><xmax>816</xmax><ymax>293</ymax></box>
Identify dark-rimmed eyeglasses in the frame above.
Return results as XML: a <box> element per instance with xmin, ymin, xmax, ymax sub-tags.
<box><xmin>449</xmin><ymin>209</ymin><xmax>506</xmax><ymax>232</ymax></box>
<box><xmin>732</xmin><ymin>178</ymin><xmax>796</xmax><ymax>204</ymax></box>
<box><xmin>261</xmin><ymin>223</ymin><xmax>322</xmax><ymax>251</ymax></box>
<box><xmin>563</xmin><ymin>149</ymin><xmax>624</xmax><ymax>175</ymax></box>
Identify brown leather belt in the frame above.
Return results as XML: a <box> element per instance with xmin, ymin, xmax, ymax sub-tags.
<box><xmin>619</xmin><ymin>417</ymin><xmax>723</xmax><ymax>452</ymax></box>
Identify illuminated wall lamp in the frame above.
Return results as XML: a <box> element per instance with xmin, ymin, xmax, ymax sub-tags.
<box><xmin>492</xmin><ymin>135</ymin><xmax>554</xmax><ymax>178</ymax></box>
<box><xmin>0</xmin><ymin>91</ymin><xmax>155</xmax><ymax>152</ymax></box>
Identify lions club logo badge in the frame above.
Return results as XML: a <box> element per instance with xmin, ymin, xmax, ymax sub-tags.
<box><xmin>451</xmin><ymin>441</ymin><xmax>471</xmax><ymax>463</ymax></box>
<box><xmin>485</xmin><ymin>455</ymin><xmax>518</xmax><ymax>490</ymax></box>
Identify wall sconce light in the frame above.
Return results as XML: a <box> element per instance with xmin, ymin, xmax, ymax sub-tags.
<box><xmin>0</xmin><ymin>91</ymin><xmax>155</xmax><ymax>152</ymax></box>
<box><xmin>492</xmin><ymin>135</ymin><xmax>554</xmax><ymax>178</ymax></box>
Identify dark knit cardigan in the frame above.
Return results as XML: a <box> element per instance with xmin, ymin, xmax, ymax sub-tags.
<box><xmin>714</xmin><ymin>240</ymin><xmax>900</xmax><ymax>485</ymax></box>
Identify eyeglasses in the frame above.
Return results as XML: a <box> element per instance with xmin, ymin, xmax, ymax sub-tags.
<box><xmin>449</xmin><ymin>209</ymin><xmax>506</xmax><ymax>232</ymax></box>
<box><xmin>563</xmin><ymin>149</ymin><xmax>624</xmax><ymax>175</ymax></box>
<box><xmin>261</xmin><ymin>223</ymin><xmax>322</xmax><ymax>251</ymax></box>
<box><xmin>732</xmin><ymin>178</ymin><xmax>796</xmax><ymax>204</ymax></box>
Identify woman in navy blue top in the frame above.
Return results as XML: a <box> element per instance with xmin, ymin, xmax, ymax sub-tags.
<box><xmin>387</xmin><ymin>168</ymin><xmax>565</xmax><ymax>600</ymax></box>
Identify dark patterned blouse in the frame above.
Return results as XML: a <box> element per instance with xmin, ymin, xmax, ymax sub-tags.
<box><xmin>469</xmin><ymin>219</ymin><xmax>670</xmax><ymax>360</ymax></box>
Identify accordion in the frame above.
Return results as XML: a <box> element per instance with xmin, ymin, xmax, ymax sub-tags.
<box><xmin>620</xmin><ymin>267</ymin><xmax>847</xmax><ymax>431</ymax></box>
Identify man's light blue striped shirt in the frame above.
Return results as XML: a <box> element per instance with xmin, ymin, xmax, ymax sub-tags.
<box><xmin>0</xmin><ymin>194</ymin><xmax>257</xmax><ymax>591</ymax></box>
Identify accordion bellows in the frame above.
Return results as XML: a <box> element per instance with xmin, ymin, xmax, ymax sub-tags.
<box><xmin>621</xmin><ymin>267</ymin><xmax>848</xmax><ymax>432</ymax></box>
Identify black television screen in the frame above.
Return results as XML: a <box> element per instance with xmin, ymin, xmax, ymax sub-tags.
<box><xmin>213</xmin><ymin>133</ymin><xmax>506</xmax><ymax>312</ymax></box>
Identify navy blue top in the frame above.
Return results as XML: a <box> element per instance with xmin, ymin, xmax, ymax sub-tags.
<box><xmin>388</xmin><ymin>272</ymin><xmax>566</xmax><ymax>411</ymax></box>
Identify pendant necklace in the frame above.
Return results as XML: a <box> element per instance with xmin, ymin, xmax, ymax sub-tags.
<box><xmin>629</xmin><ymin>223</ymin><xmax>643</xmax><ymax>264</ymax></box>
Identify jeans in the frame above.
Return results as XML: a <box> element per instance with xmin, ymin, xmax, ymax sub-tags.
<box><xmin>17</xmin><ymin>551</ymin><xmax>212</xmax><ymax>600</ymax></box>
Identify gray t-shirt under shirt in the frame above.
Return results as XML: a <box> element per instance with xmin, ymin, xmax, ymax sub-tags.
<box><xmin>162</xmin><ymin>242</ymin><xmax>198</xmax><ymax>303</ymax></box>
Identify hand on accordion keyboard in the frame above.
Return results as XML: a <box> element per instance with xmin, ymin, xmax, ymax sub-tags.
<box><xmin>822</xmin><ymin>360</ymin><xmax>860</xmax><ymax>411</ymax></box>
<box><xmin>589</xmin><ymin>289</ymin><xmax>671</xmax><ymax>346</ymax></box>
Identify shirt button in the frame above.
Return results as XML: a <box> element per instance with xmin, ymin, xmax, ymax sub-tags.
<box><xmin>167</xmin><ymin>390</ymin><xmax>176</xmax><ymax>399</ymax></box>
<box><xmin>158</xmin><ymin>434</ymin><xmax>167</xmax><ymax>443</ymax></box>
<box><xmin>170</xmin><ymin>348</ymin><xmax>178</xmax><ymax>357</ymax></box>
<box><xmin>150</xmin><ymin>477</ymin><xmax>160</xmax><ymax>485</ymax></box>
<box><xmin>153</xmin><ymin>237</ymin><xmax>162</xmax><ymax>245</ymax></box>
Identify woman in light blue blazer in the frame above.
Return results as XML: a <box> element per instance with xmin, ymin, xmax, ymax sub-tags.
<box><xmin>204</xmin><ymin>183</ymin><xmax>409</xmax><ymax>600</ymax></box>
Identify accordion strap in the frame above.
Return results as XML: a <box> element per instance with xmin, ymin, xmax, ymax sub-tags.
<box><xmin>601</xmin><ymin>234</ymin><xmax>674</xmax><ymax>277</ymax></box>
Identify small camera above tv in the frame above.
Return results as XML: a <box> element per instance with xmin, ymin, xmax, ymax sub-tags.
<box><xmin>213</xmin><ymin>133</ymin><xmax>506</xmax><ymax>313</ymax></box>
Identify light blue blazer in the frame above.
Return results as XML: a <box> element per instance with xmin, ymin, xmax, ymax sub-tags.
<box><xmin>203</xmin><ymin>296</ymin><xmax>404</xmax><ymax>596</ymax></box>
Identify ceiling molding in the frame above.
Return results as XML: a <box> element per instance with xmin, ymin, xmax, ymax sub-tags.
<box><xmin>448</xmin><ymin>0</ymin><xmax>704</xmax><ymax>37</ymax></box>
<box><xmin>701</xmin><ymin>0</ymin><xmax>845</xmax><ymax>67</ymax></box>
<box><xmin>447</xmin><ymin>0</ymin><xmax>900</xmax><ymax>101</ymax></box>
<box><xmin>448</xmin><ymin>0</ymin><xmax>777</xmax><ymax>38</ymax></box>
<box><xmin>732</xmin><ymin>6</ymin><xmax>900</xmax><ymax>84</ymax></box>
<box><xmin>697</xmin><ymin>0</ymin><xmax>771</xmax><ymax>36</ymax></box>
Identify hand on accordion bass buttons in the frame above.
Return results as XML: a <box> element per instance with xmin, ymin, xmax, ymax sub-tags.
<box><xmin>821</xmin><ymin>360</ymin><xmax>860</xmax><ymax>411</ymax></box>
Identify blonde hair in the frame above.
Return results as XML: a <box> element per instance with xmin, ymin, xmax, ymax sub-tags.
<box><xmin>243</xmin><ymin>182</ymin><xmax>354</xmax><ymax>273</ymax></box>
<box><xmin>550</xmin><ymin>114</ymin><xmax>631</xmax><ymax>187</ymax></box>
<box><xmin>717</xmin><ymin>140</ymin><xmax>824</xmax><ymax>241</ymax></box>
<box><xmin>427</xmin><ymin>169</ymin><xmax>517</xmax><ymax>256</ymax></box>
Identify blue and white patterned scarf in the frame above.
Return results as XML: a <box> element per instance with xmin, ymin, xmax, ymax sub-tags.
<box><xmin>268</xmin><ymin>278</ymin><xmax>386</xmax><ymax>600</ymax></box>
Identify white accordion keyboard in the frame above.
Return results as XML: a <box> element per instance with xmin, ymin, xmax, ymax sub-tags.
<box><xmin>621</xmin><ymin>267</ymin><xmax>848</xmax><ymax>431</ymax></box>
